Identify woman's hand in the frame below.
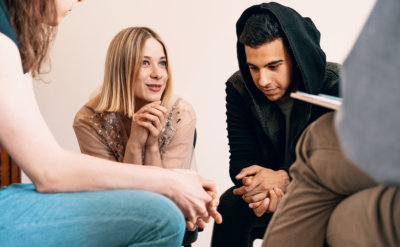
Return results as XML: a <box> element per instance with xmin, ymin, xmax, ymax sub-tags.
<box><xmin>134</xmin><ymin>101</ymin><xmax>167</xmax><ymax>148</ymax></box>
<box><xmin>125</xmin><ymin>101</ymin><xmax>166</xmax><ymax>166</ymax></box>
<box><xmin>127</xmin><ymin>101</ymin><xmax>166</xmax><ymax>148</ymax></box>
<box><xmin>124</xmin><ymin>102</ymin><xmax>164</xmax><ymax>164</ymax></box>
<box><xmin>171</xmin><ymin>169</ymin><xmax>223</xmax><ymax>230</ymax></box>
<box><xmin>194</xmin><ymin>176</ymin><xmax>223</xmax><ymax>229</ymax></box>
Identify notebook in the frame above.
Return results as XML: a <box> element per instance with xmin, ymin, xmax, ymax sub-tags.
<box><xmin>290</xmin><ymin>91</ymin><xmax>342</xmax><ymax>110</ymax></box>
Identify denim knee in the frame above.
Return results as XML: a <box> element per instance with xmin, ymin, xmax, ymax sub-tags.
<box><xmin>0</xmin><ymin>185</ymin><xmax>186</xmax><ymax>247</ymax></box>
<box><xmin>148</xmin><ymin>193</ymin><xmax>186</xmax><ymax>240</ymax></box>
<box><xmin>129</xmin><ymin>191</ymin><xmax>186</xmax><ymax>246</ymax></box>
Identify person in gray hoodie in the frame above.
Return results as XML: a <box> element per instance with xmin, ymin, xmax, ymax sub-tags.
<box><xmin>263</xmin><ymin>0</ymin><xmax>400</xmax><ymax>246</ymax></box>
<box><xmin>211</xmin><ymin>2</ymin><xmax>340</xmax><ymax>246</ymax></box>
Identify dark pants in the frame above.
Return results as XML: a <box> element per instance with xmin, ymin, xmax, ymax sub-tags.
<box><xmin>263</xmin><ymin>113</ymin><xmax>400</xmax><ymax>247</ymax></box>
<box><xmin>211</xmin><ymin>186</ymin><xmax>273</xmax><ymax>247</ymax></box>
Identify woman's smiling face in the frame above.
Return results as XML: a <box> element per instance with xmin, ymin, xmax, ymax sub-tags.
<box><xmin>134</xmin><ymin>37</ymin><xmax>168</xmax><ymax>105</ymax></box>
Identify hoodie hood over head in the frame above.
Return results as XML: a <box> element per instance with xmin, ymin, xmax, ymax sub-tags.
<box><xmin>236</xmin><ymin>2</ymin><xmax>326</xmax><ymax>97</ymax></box>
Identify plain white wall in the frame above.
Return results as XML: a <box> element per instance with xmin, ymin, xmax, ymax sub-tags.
<box><xmin>30</xmin><ymin>1</ymin><xmax>376</xmax><ymax>246</ymax></box>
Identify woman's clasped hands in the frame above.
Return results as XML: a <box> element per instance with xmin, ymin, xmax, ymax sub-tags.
<box><xmin>131</xmin><ymin>101</ymin><xmax>167</xmax><ymax>149</ymax></box>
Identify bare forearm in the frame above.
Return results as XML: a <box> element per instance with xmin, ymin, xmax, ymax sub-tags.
<box><xmin>123</xmin><ymin>140</ymin><xmax>143</xmax><ymax>164</ymax></box>
<box><xmin>144</xmin><ymin>144</ymin><xmax>163</xmax><ymax>167</ymax></box>
<box><xmin>36</xmin><ymin>149</ymin><xmax>173</xmax><ymax>195</ymax></box>
<box><xmin>0</xmin><ymin>37</ymin><xmax>174</xmax><ymax>199</ymax></box>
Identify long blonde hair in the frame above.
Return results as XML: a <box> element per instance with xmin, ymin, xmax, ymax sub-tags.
<box><xmin>95</xmin><ymin>27</ymin><xmax>172</xmax><ymax>117</ymax></box>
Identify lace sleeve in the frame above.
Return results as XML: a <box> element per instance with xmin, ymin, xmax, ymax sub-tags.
<box><xmin>158</xmin><ymin>97</ymin><xmax>197</xmax><ymax>169</ymax></box>
<box><xmin>73</xmin><ymin>106</ymin><xmax>128</xmax><ymax>162</ymax></box>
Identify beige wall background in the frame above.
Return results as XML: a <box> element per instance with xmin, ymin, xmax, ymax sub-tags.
<box><xmin>30</xmin><ymin>0</ymin><xmax>376</xmax><ymax>246</ymax></box>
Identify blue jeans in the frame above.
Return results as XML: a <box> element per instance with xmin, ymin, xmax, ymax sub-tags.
<box><xmin>0</xmin><ymin>183</ymin><xmax>185</xmax><ymax>247</ymax></box>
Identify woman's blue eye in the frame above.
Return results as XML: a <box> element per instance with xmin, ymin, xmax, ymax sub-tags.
<box><xmin>142</xmin><ymin>60</ymin><xmax>150</xmax><ymax>65</ymax></box>
<box><xmin>160</xmin><ymin>61</ymin><xmax>167</xmax><ymax>66</ymax></box>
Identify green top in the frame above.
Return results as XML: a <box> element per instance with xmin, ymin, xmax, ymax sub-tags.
<box><xmin>0</xmin><ymin>0</ymin><xmax>18</xmax><ymax>46</ymax></box>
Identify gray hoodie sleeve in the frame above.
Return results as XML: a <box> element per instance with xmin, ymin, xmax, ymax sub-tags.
<box><xmin>335</xmin><ymin>0</ymin><xmax>400</xmax><ymax>186</ymax></box>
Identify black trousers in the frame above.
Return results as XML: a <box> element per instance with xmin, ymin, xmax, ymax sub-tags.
<box><xmin>211</xmin><ymin>186</ymin><xmax>273</xmax><ymax>247</ymax></box>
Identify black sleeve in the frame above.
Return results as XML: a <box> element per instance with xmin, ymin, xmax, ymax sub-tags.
<box><xmin>322</xmin><ymin>62</ymin><xmax>341</xmax><ymax>97</ymax></box>
<box><xmin>226</xmin><ymin>81</ymin><xmax>264</xmax><ymax>187</ymax></box>
<box><xmin>310</xmin><ymin>62</ymin><xmax>342</xmax><ymax>122</ymax></box>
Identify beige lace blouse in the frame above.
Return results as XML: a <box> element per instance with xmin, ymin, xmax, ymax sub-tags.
<box><xmin>73</xmin><ymin>95</ymin><xmax>197</xmax><ymax>169</ymax></box>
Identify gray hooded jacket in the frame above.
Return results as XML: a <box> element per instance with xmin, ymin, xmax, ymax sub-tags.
<box><xmin>335</xmin><ymin>0</ymin><xmax>400</xmax><ymax>186</ymax></box>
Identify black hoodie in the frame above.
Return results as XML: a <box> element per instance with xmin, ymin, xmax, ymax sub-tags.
<box><xmin>226</xmin><ymin>2</ymin><xmax>340</xmax><ymax>186</ymax></box>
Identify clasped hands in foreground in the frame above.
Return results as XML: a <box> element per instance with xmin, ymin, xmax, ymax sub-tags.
<box><xmin>234</xmin><ymin>165</ymin><xmax>290</xmax><ymax>216</ymax></box>
<box><xmin>172</xmin><ymin>169</ymin><xmax>223</xmax><ymax>231</ymax></box>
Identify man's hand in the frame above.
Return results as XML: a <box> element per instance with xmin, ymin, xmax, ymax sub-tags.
<box><xmin>249</xmin><ymin>187</ymin><xmax>284</xmax><ymax>216</ymax></box>
<box><xmin>233</xmin><ymin>165</ymin><xmax>289</xmax><ymax>199</ymax></box>
<box><xmin>233</xmin><ymin>165</ymin><xmax>289</xmax><ymax>216</ymax></box>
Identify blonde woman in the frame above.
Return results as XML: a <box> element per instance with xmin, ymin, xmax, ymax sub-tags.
<box><xmin>0</xmin><ymin>1</ymin><xmax>221</xmax><ymax>246</ymax></box>
<box><xmin>73</xmin><ymin>27</ymin><xmax>197</xmax><ymax>170</ymax></box>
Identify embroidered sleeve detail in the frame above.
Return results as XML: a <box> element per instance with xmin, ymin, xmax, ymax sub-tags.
<box><xmin>158</xmin><ymin>98</ymin><xmax>182</xmax><ymax>156</ymax></box>
<box><xmin>87</xmin><ymin>110</ymin><xmax>127</xmax><ymax>162</ymax></box>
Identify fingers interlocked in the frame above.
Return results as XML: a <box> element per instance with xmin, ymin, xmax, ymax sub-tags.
<box><xmin>134</xmin><ymin>102</ymin><xmax>167</xmax><ymax>137</ymax></box>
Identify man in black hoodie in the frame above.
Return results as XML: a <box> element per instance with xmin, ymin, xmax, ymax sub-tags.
<box><xmin>211</xmin><ymin>2</ymin><xmax>340</xmax><ymax>246</ymax></box>
<box><xmin>263</xmin><ymin>0</ymin><xmax>400</xmax><ymax>246</ymax></box>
